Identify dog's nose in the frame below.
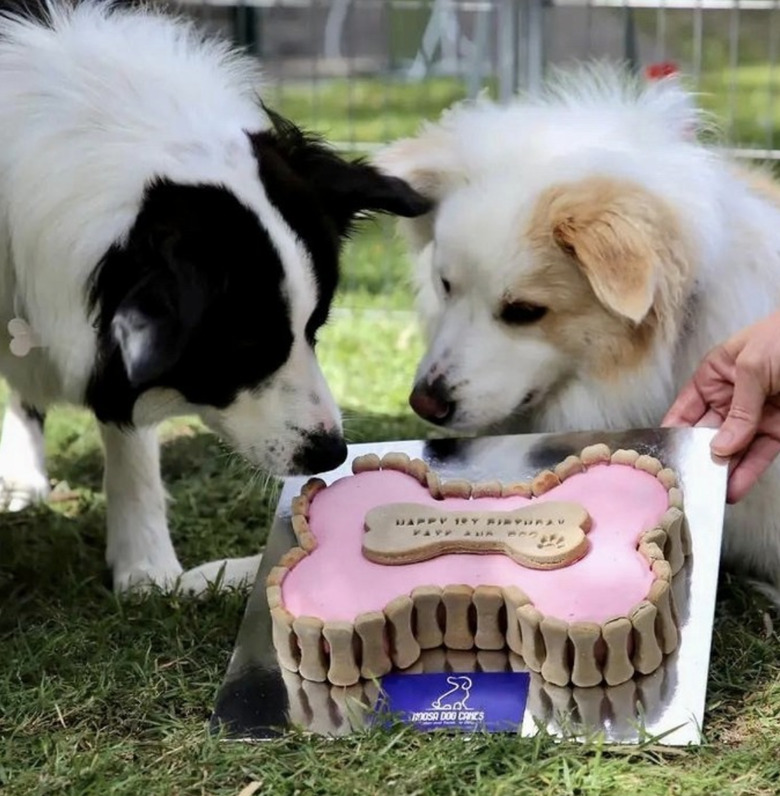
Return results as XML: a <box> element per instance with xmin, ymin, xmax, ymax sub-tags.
<box><xmin>409</xmin><ymin>376</ymin><xmax>455</xmax><ymax>425</ymax></box>
<box><xmin>293</xmin><ymin>430</ymin><xmax>348</xmax><ymax>474</ymax></box>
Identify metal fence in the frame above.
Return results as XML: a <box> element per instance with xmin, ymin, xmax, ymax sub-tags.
<box><xmin>172</xmin><ymin>0</ymin><xmax>780</xmax><ymax>157</ymax></box>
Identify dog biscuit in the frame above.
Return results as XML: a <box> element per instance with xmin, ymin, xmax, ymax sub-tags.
<box><xmin>362</xmin><ymin>501</ymin><xmax>592</xmax><ymax>569</ymax></box>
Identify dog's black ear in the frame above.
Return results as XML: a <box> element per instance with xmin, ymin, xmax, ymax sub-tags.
<box><xmin>250</xmin><ymin>108</ymin><xmax>431</xmax><ymax>235</ymax></box>
<box><xmin>324</xmin><ymin>160</ymin><xmax>433</xmax><ymax>222</ymax></box>
<box><xmin>310</xmin><ymin>155</ymin><xmax>433</xmax><ymax>225</ymax></box>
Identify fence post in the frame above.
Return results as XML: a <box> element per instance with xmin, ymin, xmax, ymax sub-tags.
<box><xmin>231</xmin><ymin>2</ymin><xmax>259</xmax><ymax>55</ymax></box>
<box><xmin>497</xmin><ymin>0</ymin><xmax>520</xmax><ymax>101</ymax></box>
<box><xmin>498</xmin><ymin>0</ymin><xmax>545</xmax><ymax>100</ymax></box>
<box><xmin>520</xmin><ymin>0</ymin><xmax>546</xmax><ymax>93</ymax></box>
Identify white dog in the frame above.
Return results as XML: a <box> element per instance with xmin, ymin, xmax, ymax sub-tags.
<box><xmin>375</xmin><ymin>64</ymin><xmax>780</xmax><ymax>605</ymax></box>
<box><xmin>0</xmin><ymin>1</ymin><xmax>428</xmax><ymax>593</ymax></box>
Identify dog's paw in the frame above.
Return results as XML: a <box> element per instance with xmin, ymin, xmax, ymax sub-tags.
<box><xmin>0</xmin><ymin>469</ymin><xmax>51</xmax><ymax>512</ymax></box>
<box><xmin>112</xmin><ymin>555</ymin><xmax>262</xmax><ymax>597</ymax></box>
<box><xmin>113</xmin><ymin>562</ymin><xmax>184</xmax><ymax>596</ymax></box>
<box><xmin>750</xmin><ymin>578</ymin><xmax>780</xmax><ymax>612</ymax></box>
<box><xmin>177</xmin><ymin>554</ymin><xmax>263</xmax><ymax>597</ymax></box>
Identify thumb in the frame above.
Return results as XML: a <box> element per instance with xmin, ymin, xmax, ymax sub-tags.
<box><xmin>712</xmin><ymin>358</ymin><xmax>767</xmax><ymax>457</ymax></box>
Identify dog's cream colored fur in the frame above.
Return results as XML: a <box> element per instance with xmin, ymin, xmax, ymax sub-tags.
<box><xmin>375</xmin><ymin>64</ymin><xmax>780</xmax><ymax>603</ymax></box>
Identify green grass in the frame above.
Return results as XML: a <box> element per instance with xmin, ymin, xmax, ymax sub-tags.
<box><xmin>2</xmin><ymin>70</ymin><xmax>780</xmax><ymax>795</ymax></box>
<box><xmin>2</xmin><ymin>298</ymin><xmax>779</xmax><ymax>795</ymax></box>
<box><xmin>2</xmin><ymin>327</ymin><xmax>780</xmax><ymax>794</ymax></box>
<box><xmin>697</xmin><ymin>65</ymin><xmax>780</xmax><ymax>149</ymax></box>
<box><xmin>335</xmin><ymin>218</ymin><xmax>418</xmax><ymax>310</ymax></box>
<box><xmin>2</xmin><ymin>319</ymin><xmax>780</xmax><ymax>794</ymax></box>
<box><xmin>270</xmin><ymin>76</ymin><xmax>472</xmax><ymax>148</ymax></box>
<box><xmin>267</xmin><ymin>65</ymin><xmax>780</xmax><ymax>153</ymax></box>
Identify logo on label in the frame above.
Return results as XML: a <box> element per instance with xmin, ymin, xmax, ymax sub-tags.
<box><xmin>407</xmin><ymin>675</ymin><xmax>485</xmax><ymax>725</ymax></box>
<box><xmin>377</xmin><ymin>671</ymin><xmax>530</xmax><ymax>733</ymax></box>
<box><xmin>431</xmin><ymin>675</ymin><xmax>473</xmax><ymax>710</ymax></box>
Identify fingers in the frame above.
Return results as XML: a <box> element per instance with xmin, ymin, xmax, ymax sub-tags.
<box><xmin>696</xmin><ymin>408</ymin><xmax>725</xmax><ymax>429</ymax></box>
<box><xmin>662</xmin><ymin>344</ymin><xmax>734</xmax><ymax>428</ymax></box>
<box><xmin>663</xmin><ymin>314</ymin><xmax>780</xmax><ymax>502</ymax></box>
<box><xmin>661</xmin><ymin>378</ymin><xmax>708</xmax><ymax>427</ymax></box>
<box><xmin>726</xmin><ymin>434</ymin><xmax>780</xmax><ymax>503</ymax></box>
<box><xmin>711</xmin><ymin>349</ymin><xmax>770</xmax><ymax>457</ymax></box>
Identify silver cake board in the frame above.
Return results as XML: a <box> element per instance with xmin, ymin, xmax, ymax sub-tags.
<box><xmin>211</xmin><ymin>427</ymin><xmax>727</xmax><ymax>746</ymax></box>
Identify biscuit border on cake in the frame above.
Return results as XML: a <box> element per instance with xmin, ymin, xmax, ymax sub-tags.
<box><xmin>266</xmin><ymin>444</ymin><xmax>690</xmax><ymax>689</ymax></box>
<box><xmin>280</xmin><ymin>647</ymin><xmax>669</xmax><ymax>737</ymax></box>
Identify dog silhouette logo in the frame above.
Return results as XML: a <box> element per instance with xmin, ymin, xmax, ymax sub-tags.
<box><xmin>431</xmin><ymin>675</ymin><xmax>473</xmax><ymax>710</ymax></box>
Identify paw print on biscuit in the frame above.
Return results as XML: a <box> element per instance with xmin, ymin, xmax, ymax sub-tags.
<box><xmin>536</xmin><ymin>533</ymin><xmax>566</xmax><ymax>550</ymax></box>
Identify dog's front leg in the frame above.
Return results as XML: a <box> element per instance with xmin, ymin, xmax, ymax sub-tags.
<box><xmin>0</xmin><ymin>391</ymin><xmax>50</xmax><ymax>511</ymax></box>
<box><xmin>100</xmin><ymin>423</ymin><xmax>183</xmax><ymax>594</ymax></box>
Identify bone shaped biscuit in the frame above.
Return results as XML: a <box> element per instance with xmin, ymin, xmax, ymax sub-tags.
<box><xmin>362</xmin><ymin>501</ymin><xmax>592</xmax><ymax>568</ymax></box>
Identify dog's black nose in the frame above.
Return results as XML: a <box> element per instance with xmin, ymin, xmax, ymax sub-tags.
<box><xmin>293</xmin><ymin>430</ymin><xmax>348</xmax><ymax>474</ymax></box>
<box><xmin>409</xmin><ymin>376</ymin><xmax>455</xmax><ymax>425</ymax></box>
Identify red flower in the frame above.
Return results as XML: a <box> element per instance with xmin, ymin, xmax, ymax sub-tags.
<box><xmin>645</xmin><ymin>61</ymin><xmax>679</xmax><ymax>80</ymax></box>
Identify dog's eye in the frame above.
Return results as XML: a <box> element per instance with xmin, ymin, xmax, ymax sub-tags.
<box><xmin>440</xmin><ymin>277</ymin><xmax>452</xmax><ymax>296</ymax></box>
<box><xmin>500</xmin><ymin>302</ymin><xmax>548</xmax><ymax>325</ymax></box>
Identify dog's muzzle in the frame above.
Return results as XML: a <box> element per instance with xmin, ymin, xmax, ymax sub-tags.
<box><xmin>292</xmin><ymin>429</ymin><xmax>348</xmax><ymax>474</ymax></box>
<box><xmin>409</xmin><ymin>376</ymin><xmax>455</xmax><ymax>426</ymax></box>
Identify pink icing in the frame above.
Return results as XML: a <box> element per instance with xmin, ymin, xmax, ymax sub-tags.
<box><xmin>281</xmin><ymin>463</ymin><xmax>670</xmax><ymax>625</ymax></box>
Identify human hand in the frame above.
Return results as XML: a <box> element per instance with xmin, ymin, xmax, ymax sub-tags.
<box><xmin>662</xmin><ymin>310</ymin><xmax>780</xmax><ymax>503</ymax></box>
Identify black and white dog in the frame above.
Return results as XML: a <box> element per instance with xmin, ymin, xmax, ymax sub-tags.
<box><xmin>0</xmin><ymin>1</ymin><xmax>428</xmax><ymax>593</ymax></box>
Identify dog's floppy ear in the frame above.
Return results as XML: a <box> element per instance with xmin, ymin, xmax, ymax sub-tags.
<box><xmin>372</xmin><ymin>129</ymin><xmax>464</xmax><ymax>203</ymax></box>
<box><xmin>547</xmin><ymin>179</ymin><xmax>674</xmax><ymax>324</ymax></box>
<box><xmin>372</xmin><ymin>129</ymin><xmax>465</xmax><ymax>253</ymax></box>
<box><xmin>102</xmin><ymin>232</ymin><xmax>208</xmax><ymax>388</ymax></box>
<box><xmin>250</xmin><ymin>109</ymin><xmax>431</xmax><ymax>235</ymax></box>
<box><xmin>308</xmin><ymin>156</ymin><xmax>432</xmax><ymax>228</ymax></box>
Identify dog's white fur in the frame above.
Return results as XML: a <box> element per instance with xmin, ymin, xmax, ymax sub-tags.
<box><xmin>376</xmin><ymin>64</ymin><xmax>780</xmax><ymax>603</ymax></box>
<box><xmin>0</xmin><ymin>3</ymin><xmax>342</xmax><ymax>593</ymax></box>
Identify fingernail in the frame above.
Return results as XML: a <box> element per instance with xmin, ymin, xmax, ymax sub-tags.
<box><xmin>711</xmin><ymin>429</ymin><xmax>733</xmax><ymax>455</ymax></box>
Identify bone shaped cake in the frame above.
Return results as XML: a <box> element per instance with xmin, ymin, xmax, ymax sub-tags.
<box><xmin>267</xmin><ymin>444</ymin><xmax>689</xmax><ymax>688</ymax></box>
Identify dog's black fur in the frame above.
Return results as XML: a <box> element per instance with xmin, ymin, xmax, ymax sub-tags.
<box><xmin>85</xmin><ymin>100</ymin><xmax>428</xmax><ymax>429</ymax></box>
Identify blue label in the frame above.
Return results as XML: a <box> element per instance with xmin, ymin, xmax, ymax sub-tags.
<box><xmin>374</xmin><ymin>671</ymin><xmax>530</xmax><ymax>733</ymax></box>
